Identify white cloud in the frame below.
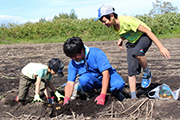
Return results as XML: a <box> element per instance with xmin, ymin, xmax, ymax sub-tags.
<box><xmin>0</xmin><ymin>15</ymin><xmax>25</xmax><ymax>25</ymax></box>
<box><xmin>45</xmin><ymin>17</ymin><xmax>53</xmax><ymax>21</ymax></box>
<box><xmin>0</xmin><ymin>15</ymin><xmax>53</xmax><ymax>25</ymax></box>
<box><xmin>1</xmin><ymin>0</ymin><xmax>179</xmax><ymax>26</ymax></box>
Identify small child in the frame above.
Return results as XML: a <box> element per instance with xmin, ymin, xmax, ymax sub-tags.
<box><xmin>15</xmin><ymin>58</ymin><xmax>65</xmax><ymax>104</ymax></box>
<box><xmin>94</xmin><ymin>4</ymin><xmax>170</xmax><ymax>99</ymax></box>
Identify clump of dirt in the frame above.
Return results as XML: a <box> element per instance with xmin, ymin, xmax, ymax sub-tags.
<box><xmin>0</xmin><ymin>86</ymin><xmax>122</xmax><ymax>119</ymax></box>
<box><xmin>0</xmin><ymin>39</ymin><xmax>180</xmax><ymax>119</ymax></box>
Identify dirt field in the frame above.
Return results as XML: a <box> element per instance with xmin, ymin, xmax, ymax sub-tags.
<box><xmin>0</xmin><ymin>38</ymin><xmax>180</xmax><ymax>120</ymax></box>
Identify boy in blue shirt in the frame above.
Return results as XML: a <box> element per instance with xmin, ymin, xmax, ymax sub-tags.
<box><xmin>63</xmin><ymin>37</ymin><xmax>125</xmax><ymax>105</ymax></box>
<box><xmin>15</xmin><ymin>58</ymin><xmax>65</xmax><ymax>104</ymax></box>
<box><xmin>94</xmin><ymin>4</ymin><xmax>170</xmax><ymax>99</ymax></box>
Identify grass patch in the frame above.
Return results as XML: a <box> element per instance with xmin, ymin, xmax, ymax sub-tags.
<box><xmin>157</xmin><ymin>33</ymin><xmax>180</xmax><ymax>39</ymax></box>
<box><xmin>0</xmin><ymin>32</ymin><xmax>180</xmax><ymax>45</ymax></box>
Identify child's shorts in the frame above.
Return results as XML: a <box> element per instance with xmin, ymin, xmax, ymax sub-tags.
<box><xmin>126</xmin><ymin>34</ymin><xmax>152</xmax><ymax>76</ymax></box>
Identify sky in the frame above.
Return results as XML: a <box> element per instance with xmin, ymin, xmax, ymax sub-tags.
<box><xmin>0</xmin><ymin>0</ymin><xmax>180</xmax><ymax>25</ymax></box>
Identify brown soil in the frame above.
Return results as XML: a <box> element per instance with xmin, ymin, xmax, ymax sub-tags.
<box><xmin>0</xmin><ymin>39</ymin><xmax>180</xmax><ymax>120</ymax></box>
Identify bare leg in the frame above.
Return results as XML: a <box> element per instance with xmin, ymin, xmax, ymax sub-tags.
<box><xmin>128</xmin><ymin>75</ymin><xmax>136</xmax><ymax>92</ymax></box>
<box><xmin>135</xmin><ymin>55</ymin><xmax>147</xmax><ymax>69</ymax></box>
<box><xmin>136</xmin><ymin>55</ymin><xmax>152</xmax><ymax>88</ymax></box>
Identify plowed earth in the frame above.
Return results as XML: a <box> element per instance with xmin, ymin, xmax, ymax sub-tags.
<box><xmin>0</xmin><ymin>39</ymin><xmax>180</xmax><ymax>120</ymax></box>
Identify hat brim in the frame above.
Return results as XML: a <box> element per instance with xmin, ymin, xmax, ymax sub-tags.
<box><xmin>57</xmin><ymin>71</ymin><xmax>64</xmax><ymax>78</ymax></box>
<box><xmin>94</xmin><ymin>17</ymin><xmax>100</xmax><ymax>21</ymax></box>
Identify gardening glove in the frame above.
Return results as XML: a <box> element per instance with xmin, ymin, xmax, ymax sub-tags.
<box><xmin>54</xmin><ymin>91</ymin><xmax>65</xmax><ymax>101</ymax></box>
<box><xmin>63</xmin><ymin>96</ymin><xmax>70</xmax><ymax>105</ymax></box>
<box><xmin>94</xmin><ymin>93</ymin><xmax>106</xmax><ymax>105</ymax></box>
<box><xmin>32</xmin><ymin>95</ymin><xmax>44</xmax><ymax>103</ymax></box>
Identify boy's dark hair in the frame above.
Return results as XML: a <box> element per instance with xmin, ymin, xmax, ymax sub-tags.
<box><xmin>63</xmin><ymin>37</ymin><xmax>84</xmax><ymax>58</ymax></box>
<box><xmin>99</xmin><ymin>12</ymin><xmax>118</xmax><ymax>21</ymax></box>
<box><xmin>48</xmin><ymin>58</ymin><xmax>64</xmax><ymax>72</ymax></box>
<box><xmin>48</xmin><ymin>58</ymin><xmax>64</xmax><ymax>77</ymax></box>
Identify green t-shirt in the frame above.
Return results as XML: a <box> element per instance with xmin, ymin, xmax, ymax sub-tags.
<box><xmin>114</xmin><ymin>15</ymin><xmax>151</xmax><ymax>43</ymax></box>
<box><xmin>37</xmin><ymin>69</ymin><xmax>52</xmax><ymax>81</ymax></box>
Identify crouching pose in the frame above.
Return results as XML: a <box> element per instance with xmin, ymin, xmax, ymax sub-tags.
<box><xmin>63</xmin><ymin>37</ymin><xmax>125</xmax><ymax>105</ymax></box>
<box><xmin>15</xmin><ymin>58</ymin><xmax>65</xmax><ymax>104</ymax></box>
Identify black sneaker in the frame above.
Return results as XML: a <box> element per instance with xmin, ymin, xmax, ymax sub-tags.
<box><xmin>112</xmin><ymin>91</ymin><xmax>125</xmax><ymax>101</ymax></box>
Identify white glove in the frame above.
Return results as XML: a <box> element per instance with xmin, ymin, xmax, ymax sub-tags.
<box><xmin>32</xmin><ymin>95</ymin><xmax>44</xmax><ymax>102</ymax></box>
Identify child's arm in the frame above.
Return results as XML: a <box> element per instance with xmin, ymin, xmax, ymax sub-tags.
<box><xmin>64</xmin><ymin>81</ymin><xmax>75</xmax><ymax>98</ymax></box>
<box><xmin>117</xmin><ymin>37</ymin><xmax>125</xmax><ymax>50</ymax></box>
<box><xmin>33</xmin><ymin>76</ymin><xmax>43</xmax><ymax>102</ymax></box>
<box><xmin>137</xmin><ymin>24</ymin><xmax>170</xmax><ymax>59</ymax></box>
<box><xmin>47</xmin><ymin>80</ymin><xmax>65</xmax><ymax>101</ymax></box>
<box><xmin>63</xmin><ymin>81</ymin><xmax>75</xmax><ymax>105</ymax></box>
<box><xmin>47</xmin><ymin>81</ymin><xmax>56</xmax><ymax>93</ymax></box>
<box><xmin>35</xmin><ymin>76</ymin><xmax>41</xmax><ymax>95</ymax></box>
<box><xmin>94</xmin><ymin>69</ymin><xmax>110</xmax><ymax>105</ymax></box>
<box><xmin>101</xmin><ymin>69</ymin><xmax>110</xmax><ymax>95</ymax></box>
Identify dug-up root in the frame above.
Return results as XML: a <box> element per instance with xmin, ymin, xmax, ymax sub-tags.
<box><xmin>97</xmin><ymin>98</ymin><xmax>156</xmax><ymax>120</ymax></box>
<box><xmin>4</xmin><ymin>111</ymin><xmax>93</xmax><ymax>120</ymax></box>
<box><xmin>4</xmin><ymin>112</ymin><xmax>41</xmax><ymax>120</ymax></box>
<box><xmin>3</xmin><ymin>97</ymin><xmax>155</xmax><ymax>120</ymax></box>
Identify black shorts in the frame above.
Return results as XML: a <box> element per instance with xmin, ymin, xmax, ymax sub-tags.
<box><xmin>126</xmin><ymin>34</ymin><xmax>152</xmax><ymax>76</ymax></box>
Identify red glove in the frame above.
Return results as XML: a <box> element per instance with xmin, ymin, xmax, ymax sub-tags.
<box><xmin>94</xmin><ymin>93</ymin><xmax>106</xmax><ymax>105</ymax></box>
<box><xmin>63</xmin><ymin>97</ymin><xmax>70</xmax><ymax>105</ymax></box>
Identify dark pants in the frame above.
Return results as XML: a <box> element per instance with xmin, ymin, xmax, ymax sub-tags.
<box><xmin>18</xmin><ymin>73</ymin><xmax>47</xmax><ymax>100</ymax></box>
<box><xmin>126</xmin><ymin>34</ymin><xmax>152</xmax><ymax>76</ymax></box>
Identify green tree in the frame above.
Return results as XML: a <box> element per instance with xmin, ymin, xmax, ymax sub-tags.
<box><xmin>149</xmin><ymin>0</ymin><xmax>178</xmax><ymax>16</ymax></box>
<box><xmin>53</xmin><ymin>9</ymin><xmax>77</xmax><ymax>20</ymax></box>
<box><xmin>53</xmin><ymin>15</ymin><xmax>59</xmax><ymax>20</ymax></box>
<box><xmin>58</xmin><ymin>13</ymin><xmax>69</xmax><ymax>19</ymax></box>
<box><xmin>69</xmin><ymin>9</ymin><xmax>77</xmax><ymax>19</ymax></box>
<box><xmin>39</xmin><ymin>18</ymin><xmax>46</xmax><ymax>23</ymax></box>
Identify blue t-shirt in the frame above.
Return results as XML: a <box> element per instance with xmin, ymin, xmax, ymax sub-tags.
<box><xmin>67</xmin><ymin>47</ymin><xmax>115</xmax><ymax>82</ymax></box>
